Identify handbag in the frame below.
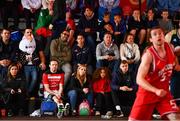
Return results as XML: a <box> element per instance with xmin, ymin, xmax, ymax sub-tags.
<box><xmin>78</xmin><ymin>99</ymin><xmax>91</xmax><ymax>116</ymax></box>
<box><xmin>40</xmin><ymin>96</ymin><xmax>57</xmax><ymax>116</ymax></box>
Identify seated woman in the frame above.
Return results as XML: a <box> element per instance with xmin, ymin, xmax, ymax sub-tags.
<box><xmin>1</xmin><ymin>63</ymin><xmax>26</xmax><ymax>116</ymax></box>
<box><xmin>65</xmin><ymin>64</ymin><xmax>93</xmax><ymax>115</ymax></box>
<box><xmin>120</xmin><ymin>33</ymin><xmax>140</xmax><ymax>77</ymax></box>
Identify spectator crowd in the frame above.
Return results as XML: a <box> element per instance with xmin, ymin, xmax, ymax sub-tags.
<box><xmin>0</xmin><ymin>0</ymin><xmax>180</xmax><ymax>119</ymax></box>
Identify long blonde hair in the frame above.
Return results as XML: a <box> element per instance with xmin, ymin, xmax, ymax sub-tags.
<box><xmin>75</xmin><ymin>64</ymin><xmax>87</xmax><ymax>85</ymax></box>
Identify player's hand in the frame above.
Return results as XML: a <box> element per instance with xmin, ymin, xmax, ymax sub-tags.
<box><xmin>155</xmin><ymin>89</ymin><xmax>167</xmax><ymax>97</ymax></box>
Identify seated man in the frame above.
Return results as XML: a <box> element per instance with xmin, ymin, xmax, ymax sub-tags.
<box><xmin>50</xmin><ymin>30</ymin><xmax>72</xmax><ymax>89</ymax></box>
<box><xmin>42</xmin><ymin>59</ymin><xmax>70</xmax><ymax>118</ymax></box>
<box><xmin>96</xmin><ymin>32</ymin><xmax>119</xmax><ymax>73</ymax></box>
<box><xmin>111</xmin><ymin>60</ymin><xmax>137</xmax><ymax>116</ymax></box>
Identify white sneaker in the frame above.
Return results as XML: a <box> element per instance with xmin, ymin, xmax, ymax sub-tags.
<box><xmin>95</xmin><ymin>111</ymin><xmax>100</xmax><ymax>116</ymax></box>
<box><xmin>64</xmin><ymin>103</ymin><xmax>70</xmax><ymax>116</ymax></box>
<box><xmin>152</xmin><ymin>114</ymin><xmax>161</xmax><ymax>119</ymax></box>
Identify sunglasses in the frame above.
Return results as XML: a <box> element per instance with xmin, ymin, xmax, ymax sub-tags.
<box><xmin>62</xmin><ymin>32</ymin><xmax>69</xmax><ymax>36</ymax></box>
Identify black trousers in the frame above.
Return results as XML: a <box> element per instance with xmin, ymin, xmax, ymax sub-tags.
<box><xmin>111</xmin><ymin>90</ymin><xmax>136</xmax><ymax>107</ymax></box>
<box><xmin>94</xmin><ymin>92</ymin><xmax>113</xmax><ymax>114</ymax></box>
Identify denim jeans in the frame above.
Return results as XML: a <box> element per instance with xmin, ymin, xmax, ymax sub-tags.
<box><xmin>68</xmin><ymin>90</ymin><xmax>93</xmax><ymax>111</ymax></box>
<box><xmin>86</xmin><ymin>35</ymin><xmax>96</xmax><ymax>56</ymax></box>
<box><xmin>61</xmin><ymin>63</ymin><xmax>72</xmax><ymax>87</ymax></box>
<box><xmin>24</xmin><ymin>65</ymin><xmax>38</xmax><ymax>95</ymax></box>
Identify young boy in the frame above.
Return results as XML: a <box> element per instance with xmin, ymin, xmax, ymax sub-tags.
<box><xmin>99</xmin><ymin>12</ymin><xmax>114</xmax><ymax>41</ymax></box>
<box><xmin>112</xmin><ymin>14</ymin><xmax>126</xmax><ymax>47</ymax></box>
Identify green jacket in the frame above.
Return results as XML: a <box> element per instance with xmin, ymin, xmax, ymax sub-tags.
<box><xmin>34</xmin><ymin>9</ymin><xmax>52</xmax><ymax>31</ymax></box>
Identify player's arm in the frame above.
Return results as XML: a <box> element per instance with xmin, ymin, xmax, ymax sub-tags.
<box><xmin>136</xmin><ymin>51</ymin><xmax>167</xmax><ymax>97</ymax></box>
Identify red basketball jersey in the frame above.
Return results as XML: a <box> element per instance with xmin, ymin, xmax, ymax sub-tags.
<box><xmin>136</xmin><ymin>42</ymin><xmax>175</xmax><ymax>105</ymax></box>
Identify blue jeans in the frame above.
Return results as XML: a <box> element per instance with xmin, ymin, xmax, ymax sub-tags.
<box><xmin>85</xmin><ymin>35</ymin><xmax>96</xmax><ymax>56</ymax></box>
<box><xmin>24</xmin><ymin>65</ymin><xmax>38</xmax><ymax>95</ymax></box>
<box><xmin>96</xmin><ymin>59</ymin><xmax>119</xmax><ymax>73</ymax></box>
<box><xmin>68</xmin><ymin>90</ymin><xmax>93</xmax><ymax>111</ymax></box>
<box><xmin>61</xmin><ymin>63</ymin><xmax>72</xmax><ymax>87</ymax></box>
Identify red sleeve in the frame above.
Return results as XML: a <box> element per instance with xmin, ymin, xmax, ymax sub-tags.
<box><xmin>59</xmin><ymin>73</ymin><xmax>64</xmax><ymax>85</ymax></box>
<box><xmin>42</xmin><ymin>73</ymin><xmax>48</xmax><ymax>84</ymax></box>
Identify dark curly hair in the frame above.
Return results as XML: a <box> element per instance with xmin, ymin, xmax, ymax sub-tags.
<box><xmin>92</xmin><ymin>67</ymin><xmax>111</xmax><ymax>82</ymax></box>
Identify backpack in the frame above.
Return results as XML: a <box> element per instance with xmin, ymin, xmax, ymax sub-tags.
<box><xmin>40</xmin><ymin>96</ymin><xmax>57</xmax><ymax>116</ymax></box>
<box><xmin>78</xmin><ymin>100</ymin><xmax>90</xmax><ymax>116</ymax></box>
<box><xmin>10</xmin><ymin>31</ymin><xmax>22</xmax><ymax>42</ymax></box>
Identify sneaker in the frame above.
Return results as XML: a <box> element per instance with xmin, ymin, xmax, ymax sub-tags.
<box><xmin>72</xmin><ymin>110</ymin><xmax>77</xmax><ymax>116</ymax></box>
<box><xmin>101</xmin><ymin>111</ymin><xmax>113</xmax><ymax>119</ymax></box>
<box><xmin>57</xmin><ymin>104</ymin><xmax>64</xmax><ymax>118</ymax></box>
<box><xmin>152</xmin><ymin>113</ymin><xmax>161</xmax><ymax>119</ymax></box>
<box><xmin>8</xmin><ymin>110</ymin><xmax>13</xmax><ymax>117</ymax></box>
<box><xmin>116</xmin><ymin>110</ymin><xmax>124</xmax><ymax>118</ymax></box>
<box><xmin>95</xmin><ymin>111</ymin><xmax>100</xmax><ymax>116</ymax></box>
<box><xmin>64</xmin><ymin>103</ymin><xmax>70</xmax><ymax>116</ymax></box>
<box><xmin>106</xmin><ymin>111</ymin><xmax>113</xmax><ymax>116</ymax></box>
<box><xmin>101</xmin><ymin>114</ymin><xmax>112</xmax><ymax>119</ymax></box>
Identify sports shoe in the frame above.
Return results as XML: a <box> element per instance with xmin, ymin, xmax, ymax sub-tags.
<box><xmin>8</xmin><ymin>109</ymin><xmax>13</xmax><ymax>117</ymax></box>
<box><xmin>95</xmin><ymin>111</ymin><xmax>100</xmax><ymax>116</ymax></box>
<box><xmin>101</xmin><ymin>111</ymin><xmax>113</xmax><ymax>119</ymax></box>
<box><xmin>116</xmin><ymin>110</ymin><xmax>124</xmax><ymax>118</ymax></box>
<box><xmin>152</xmin><ymin>113</ymin><xmax>161</xmax><ymax>119</ymax></box>
<box><xmin>72</xmin><ymin>110</ymin><xmax>77</xmax><ymax>116</ymax></box>
<box><xmin>106</xmin><ymin>111</ymin><xmax>113</xmax><ymax>116</ymax></box>
<box><xmin>101</xmin><ymin>114</ymin><xmax>112</xmax><ymax>119</ymax></box>
<box><xmin>64</xmin><ymin>103</ymin><xmax>70</xmax><ymax>116</ymax></box>
<box><xmin>57</xmin><ymin>104</ymin><xmax>64</xmax><ymax>118</ymax></box>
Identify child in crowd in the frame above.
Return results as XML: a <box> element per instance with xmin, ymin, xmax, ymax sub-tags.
<box><xmin>145</xmin><ymin>9</ymin><xmax>159</xmax><ymax>42</ymax></box>
<box><xmin>65</xmin><ymin>9</ymin><xmax>76</xmax><ymax>47</ymax></box>
<box><xmin>99</xmin><ymin>12</ymin><xmax>114</xmax><ymax>41</ymax></box>
<box><xmin>92</xmin><ymin>67</ymin><xmax>113</xmax><ymax>118</ymax></box>
<box><xmin>112</xmin><ymin>14</ymin><xmax>126</xmax><ymax>47</ymax></box>
<box><xmin>72</xmin><ymin>33</ymin><xmax>93</xmax><ymax>75</ymax></box>
<box><xmin>158</xmin><ymin>9</ymin><xmax>173</xmax><ymax>34</ymax></box>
